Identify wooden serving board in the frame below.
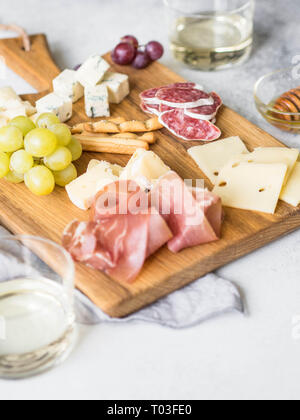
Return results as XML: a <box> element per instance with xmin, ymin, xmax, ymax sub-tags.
<box><xmin>0</xmin><ymin>34</ymin><xmax>299</xmax><ymax>317</ymax></box>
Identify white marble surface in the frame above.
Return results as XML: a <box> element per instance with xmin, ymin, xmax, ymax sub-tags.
<box><xmin>1</xmin><ymin>0</ymin><xmax>300</xmax><ymax>401</ymax></box>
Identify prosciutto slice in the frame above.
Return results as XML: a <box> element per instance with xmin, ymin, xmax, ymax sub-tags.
<box><xmin>151</xmin><ymin>172</ymin><xmax>223</xmax><ymax>253</ymax></box>
<box><xmin>63</xmin><ymin>180</ymin><xmax>173</xmax><ymax>283</ymax></box>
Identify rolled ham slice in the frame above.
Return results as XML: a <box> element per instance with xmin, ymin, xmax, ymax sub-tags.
<box><xmin>151</xmin><ymin>172</ymin><xmax>223</xmax><ymax>253</ymax></box>
<box><xmin>159</xmin><ymin>108</ymin><xmax>221</xmax><ymax>142</ymax></box>
<box><xmin>184</xmin><ymin>92</ymin><xmax>223</xmax><ymax>120</ymax></box>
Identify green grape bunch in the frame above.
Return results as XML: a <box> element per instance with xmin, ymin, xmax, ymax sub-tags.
<box><xmin>0</xmin><ymin>114</ymin><xmax>82</xmax><ymax>196</ymax></box>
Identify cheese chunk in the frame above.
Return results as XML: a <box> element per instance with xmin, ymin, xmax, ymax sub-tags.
<box><xmin>280</xmin><ymin>162</ymin><xmax>300</xmax><ymax>207</ymax></box>
<box><xmin>0</xmin><ymin>87</ymin><xmax>21</xmax><ymax>108</ymax></box>
<box><xmin>101</xmin><ymin>72</ymin><xmax>130</xmax><ymax>104</ymax></box>
<box><xmin>120</xmin><ymin>149</ymin><xmax>170</xmax><ymax>190</ymax></box>
<box><xmin>36</xmin><ymin>93</ymin><xmax>72</xmax><ymax>122</ymax></box>
<box><xmin>84</xmin><ymin>84</ymin><xmax>110</xmax><ymax>118</ymax></box>
<box><xmin>66</xmin><ymin>162</ymin><xmax>118</xmax><ymax>210</ymax></box>
<box><xmin>53</xmin><ymin>69</ymin><xmax>84</xmax><ymax>103</ymax></box>
<box><xmin>0</xmin><ymin>116</ymin><xmax>9</xmax><ymax>128</ymax></box>
<box><xmin>2</xmin><ymin>99</ymin><xmax>27</xmax><ymax>119</ymax></box>
<box><xmin>188</xmin><ymin>137</ymin><xmax>249</xmax><ymax>185</ymax></box>
<box><xmin>234</xmin><ymin>147</ymin><xmax>299</xmax><ymax>185</ymax></box>
<box><xmin>87</xmin><ymin>159</ymin><xmax>123</xmax><ymax>176</ymax></box>
<box><xmin>213</xmin><ymin>161</ymin><xmax>287</xmax><ymax>214</ymax></box>
<box><xmin>76</xmin><ymin>55</ymin><xmax>110</xmax><ymax>88</ymax></box>
<box><xmin>23</xmin><ymin>101</ymin><xmax>36</xmax><ymax>116</ymax></box>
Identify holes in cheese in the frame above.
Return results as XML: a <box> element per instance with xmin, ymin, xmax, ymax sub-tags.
<box><xmin>234</xmin><ymin>147</ymin><xmax>299</xmax><ymax>185</ymax></box>
<box><xmin>280</xmin><ymin>162</ymin><xmax>300</xmax><ymax>207</ymax></box>
<box><xmin>188</xmin><ymin>136</ymin><xmax>249</xmax><ymax>185</ymax></box>
<box><xmin>212</xmin><ymin>162</ymin><xmax>288</xmax><ymax>214</ymax></box>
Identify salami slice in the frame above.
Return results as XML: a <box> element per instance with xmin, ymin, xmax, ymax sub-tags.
<box><xmin>184</xmin><ymin>92</ymin><xmax>223</xmax><ymax>120</ymax></box>
<box><xmin>141</xmin><ymin>101</ymin><xmax>161</xmax><ymax>116</ymax></box>
<box><xmin>165</xmin><ymin>82</ymin><xmax>204</xmax><ymax>91</ymax></box>
<box><xmin>140</xmin><ymin>82</ymin><xmax>204</xmax><ymax>105</ymax></box>
<box><xmin>159</xmin><ymin>108</ymin><xmax>221</xmax><ymax>142</ymax></box>
<box><xmin>156</xmin><ymin>88</ymin><xmax>214</xmax><ymax>109</ymax></box>
<box><xmin>140</xmin><ymin>88</ymin><xmax>161</xmax><ymax>104</ymax></box>
<box><xmin>159</xmin><ymin>103</ymin><xmax>176</xmax><ymax>113</ymax></box>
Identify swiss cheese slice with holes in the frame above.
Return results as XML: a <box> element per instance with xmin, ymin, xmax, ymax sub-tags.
<box><xmin>213</xmin><ymin>161</ymin><xmax>288</xmax><ymax>214</ymax></box>
<box><xmin>188</xmin><ymin>137</ymin><xmax>249</xmax><ymax>185</ymax></box>
<box><xmin>236</xmin><ymin>147</ymin><xmax>299</xmax><ymax>185</ymax></box>
<box><xmin>280</xmin><ymin>162</ymin><xmax>300</xmax><ymax>207</ymax></box>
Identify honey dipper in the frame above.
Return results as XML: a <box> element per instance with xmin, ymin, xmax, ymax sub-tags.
<box><xmin>273</xmin><ymin>88</ymin><xmax>300</xmax><ymax>121</ymax></box>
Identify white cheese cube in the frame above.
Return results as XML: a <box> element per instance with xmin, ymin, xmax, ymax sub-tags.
<box><xmin>0</xmin><ymin>87</ymin><xmax>22</xmax><ymax>108</ymax></box>
<box><xmin>53</xmin><ymin>69</ymin><xmax>84</xmax><ymax>103</ymax></box>
<box><xmin>66</xmin><ymin>162</ymin><xmax>118</xmax><ymax>210</ymax></box>
<box><xmin>76</xmin><ymin>55</ymin><xmax>110</xmax><ymax>88</ymax></box>
<box><xmin>84</xmin><ymin>84</ymin><xmax>110</xmax><ymax>118</ymax></box>
<box><xmin>36</xmin><ymin>93</ymin><xmax>72</xmax><ymax>122</ymax></box>
<box><xmin>101</xmin><ymin>72</ymin><xmax>130</xmax><ymax>104</ymax></box>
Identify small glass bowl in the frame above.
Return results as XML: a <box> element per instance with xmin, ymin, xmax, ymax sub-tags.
<box><xmin>254</xmin><ymin>67</ymin><xmax>300</xmax><ymax>133</ymax></box>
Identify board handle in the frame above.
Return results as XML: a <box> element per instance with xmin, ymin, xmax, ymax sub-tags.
<box><xmin>0</xmin><ymin>33</ymin><xmax>61</xmax><ymax>92</ymax></box>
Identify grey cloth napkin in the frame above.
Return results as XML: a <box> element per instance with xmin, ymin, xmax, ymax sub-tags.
<box><xmin>0</xmin><ymin>226</ymin><xmax>244</xmax><ymax>328</ymax></box>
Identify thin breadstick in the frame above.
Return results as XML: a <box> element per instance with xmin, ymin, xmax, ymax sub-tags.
<box><xmin>84</xmin><ymin>120</ymin><xmax>120</xmax><ymax>133</ymax></box>
<box><xmin>71</xmin><ymin>117</ymin><xmax>163</xmax><ymax>134</ymax></box>
<box><xmin>145</xmin><ymin>117</ymin><xmax>164</xmax><ymax>131</ymax></box>
<box><xmin>71</xmin><ymin>123</ymin><xmax>86</xmax><ymax>134</ymax></box>
<box><xmin>80</xmin><ymin>131</ymin><xmax>108</xmax><ymax>138</ymax></box>
<box><xmin>71</xmin><ymin>117</ymin><xmax>126</xmax><ymax>134</ymax></box>
<box><xmin>74</xmin><ymin>134</ymin><xmax>149</xmax><ymax>154</ymax></box>
<box><xmin>119</xmin><ymin>120</ymin><xmax>148</xmax><ymax>133</ymax></box>
<box><xmin>139</xmin><ymin>133</ymin><xmax>156</xmax><ymax>144</ymax></box>
<box><xmin>112</xmin><ymin>132</ymin><xmax>138</xmax><ymax>139</ymax></box>
<box><xmin>108</xmin><ymin>117</ymin><xmax>127</xmax><ymax>124</ymax></box>
<box><xmin>79</xmin><ymin>131</ymin><xmax>156</xmax><ymax>144</ymax></box>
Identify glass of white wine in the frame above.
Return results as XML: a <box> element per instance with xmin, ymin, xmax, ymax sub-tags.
<box><xmin>164</xmin><ymin>0</ymin><xmax>255</xmax><ymax>71</ymax></box>
<box><xmin>0</xmin><ymin>235</ymin><xmax>76</xmax><ymax>379</ymax></box>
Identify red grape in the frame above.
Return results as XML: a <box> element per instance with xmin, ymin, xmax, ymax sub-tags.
<box><xmin>146</xmin><ymin>41</ymin><xmax>164</xmax><ymax>61</ymax></box>
<box><xmin>121</xmin><ymin>35</ymin><xmax>139</xmax><ymax>49</ymax></box>
<box><xmin>132</xmin><ymin>51</ymin><xmax>151</xmax><ymax>69</ymax></box>
<box><xmin>111</xmin><ymin>42</ymin><xmax>136</xmax><ymax>65</ymax></box>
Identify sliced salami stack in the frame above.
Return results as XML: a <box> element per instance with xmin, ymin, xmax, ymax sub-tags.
<box><xmin>140</xmin><ymin>82</ymin><xmax>222</xmax><ymax>142</ymax></box>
